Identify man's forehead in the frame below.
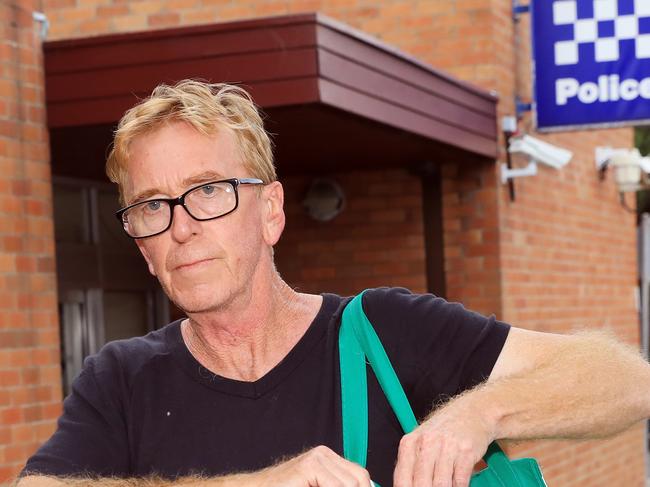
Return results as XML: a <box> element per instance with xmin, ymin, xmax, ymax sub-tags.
<box><xmin>130</xmin><ymin>120</ymin><xmax>237</xmax><ymax>157</ymax></box>
<box><xmin>122</xmin><ymin>123</ymin><xmax>243</xmax><ymax>203</ymax></box>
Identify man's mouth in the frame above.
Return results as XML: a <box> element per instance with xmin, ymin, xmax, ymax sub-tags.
<box><xmin>173</xmin><ymin>257</ymin><xmax>216</xmax><ymax>271</ymax></box>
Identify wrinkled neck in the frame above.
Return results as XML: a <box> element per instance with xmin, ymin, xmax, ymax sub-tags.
<box><xmin>182</xmin><ymin>277</ymin><xmax>322</xmax><ymax>381</ymax></box>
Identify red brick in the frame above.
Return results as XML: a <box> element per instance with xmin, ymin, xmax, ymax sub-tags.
<box><xmin>0</xmin><ymin>120</ymin><xmax>19</xmax><ymax>138</ymax></box>
<box><xmin>0</xmin><ymin>391</ymin><xmax>10</xmax><ymax>408</ymax></box>
<box><xmin>7</xmin><ymin>349</ymin><xmax>31</xmax><ymax>367</ymax></box>
<box><xmin>42</xmin><ymin>402</ymin><xmax>62</xmax><ymax>419</ymax></box>
<box><xmin>20</xmin><ymin>368</ymin><xmax>39</xmax><ymax>386</ymax></box>
<box><xmin>15</xmin><ymin>256</ymin><xmax>36</xmax><ymax>273</ymax></box>
<box><xmin>147</xmin><ymin>12</ymin><xmax>180</xmax><ymax>27</ymax></box>
<box><xmin>22</xmin><ymin>405</ymin><xmax>41</xmax><ymax>422</ymax></box>
<box><xmin>0</xmin><ymin>427</ymin><xmax>10</xmax><ymax>445</ymax></box>
<box><xmin>168</xmin><ymin>0</ymin><xmax>200</xmax><ymax>8</ymax></box>
<box><xmin>79</xmin><ymin>17</ymin><xmax>112</xmax><ymax>34</ymax></box>
<box><xmin>0</xmin><ymin>370</ymin><xmax>20</xmax><ymax>387</ymax></box>
<box><xmin>0</xmin><ymin>407</ymin><xmax>22</xmax><ymax>424</ymax></box>
<box><xmin>97</xmin><ymin>4</ymin><xmax>130</xmax><ymax>17</ymax></box>
<box><xmin>36</xmin><ymin>257</ymin><xmax>55</xmax><ymax>273</ymax></box>
<box><xmin>0</xmin><ymin>465</ymin><xmax>19</xmax><ymax>484</ymax></box>
<box><xmin>10</xmin><ymin>424</ymin><xmax>33</xmax><ymax>443</ymax></box>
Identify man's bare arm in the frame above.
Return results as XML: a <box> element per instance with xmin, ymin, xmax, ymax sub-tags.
<box><xmin>15</xmin><ymin>445</ymin><xmax>372</xmax><ymax>487</ymax></box>
<box><xmin>15</xmin><ymin>474</ymin><xmax>230</xmax><ymax>487</ymax></box>
<box><xmin>393</xmin><ymin>329</ymin><xmax>650</xmax><ymax>487</ymax></box>
<box><xmin>483</xmin><ymin>328</ymin><xmax>650</xmax><ymax>439</ymax></box>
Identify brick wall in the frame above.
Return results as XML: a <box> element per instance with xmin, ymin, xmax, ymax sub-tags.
<box><xmin>8</xmin><ymin>0</ymin><xmax>644</xmax><ymax>485</ymax></box>
<box><xmin>441</xmin><ymin>160</ymin><xmax>503</xmax><ymax>316</ymax></box>
<box><xmin>276</xmin><ymin>169</ymin><xmax>427</xmax><ymax>296</ymax></box>
<box><xmin>0</xmin><ymin>0</ymin><xmax>63</xmax><ymax>484</ymax></box>
<box><xmin>494</xmin><ymin>6</ymin><xmax>644</xmax><ymax>486</ymax></box>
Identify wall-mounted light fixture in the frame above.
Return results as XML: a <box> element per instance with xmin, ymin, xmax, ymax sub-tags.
<box><xmin>302</xmin><ymin>178</ymin><xmax>346</xmax><ymax>222</ymax></box>
<box><xmin>596</xmin><ymin>147</ymin><xmax>650</xmax><ymax>193</ymax></box>
<box><xmin>596</xmin><ymin>147</ymin><xmax>650</xmax><ymax>212</ymax></box>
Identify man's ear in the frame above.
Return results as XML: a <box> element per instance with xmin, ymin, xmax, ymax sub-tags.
<box><xmin>135</xmin><ymin>240</ymin><xmax>157</xmax><ymax>276</ymax></box>
<box><xmin>261</xmin><ymin>181</ymin><xmax>286</xmax><ymax>247</ymax></box>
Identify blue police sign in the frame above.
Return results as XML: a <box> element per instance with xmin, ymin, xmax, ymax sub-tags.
<box><xmin>532</xmin><ymin>0</ymin><xmax>650</xmax><ymax>131</ymax></box>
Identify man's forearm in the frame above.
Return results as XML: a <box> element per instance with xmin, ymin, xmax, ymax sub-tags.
<box><xmin>16</xmin><ymin>445</ymin><xmax>372</xmax><ymax>487</ymax></box>
<box><xmin>15</xmin><ymin>473</ymin><xmax>253</xmax><ymax>487</ymax></box>
<box><xmin>451</xmin><ymin>331</ymin><xmax>650</xmax><ymax>441</ymax></box>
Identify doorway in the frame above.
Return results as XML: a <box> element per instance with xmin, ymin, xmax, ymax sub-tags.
<box><xmin>52</xmin><ymin>177</ymin><xmax>169</xmax><ymax>394</ymax></box>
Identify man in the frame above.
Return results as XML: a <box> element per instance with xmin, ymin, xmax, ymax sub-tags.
<box><xmin>18</xmin><ymin>80</ymin><xmax>650</xmax><ymax>487</ymax></box>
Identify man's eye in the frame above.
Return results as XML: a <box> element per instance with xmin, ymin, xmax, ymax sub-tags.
<box><xmin>146</xmin><ymin>201</ymin><xmax>162</xmax><ymax>211</ymax></box>
<box><xmin>201</xmin><ymin>185</ymin><xmax>215</xmax><ymax>196</ymax></box>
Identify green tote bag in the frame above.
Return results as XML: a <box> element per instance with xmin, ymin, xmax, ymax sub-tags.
<box><xmin>339</xmin><ymin>291</ymin><xmax>547</xmax><ymax>487</ymax></box>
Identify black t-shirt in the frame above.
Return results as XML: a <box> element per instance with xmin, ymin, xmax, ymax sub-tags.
<box><xmin>23</xmin><ymin>288</ymin><xmax>510</xmax><ymax>486</ymax></box>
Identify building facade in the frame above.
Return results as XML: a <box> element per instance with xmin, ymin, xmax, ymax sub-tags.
<box><xmin>0</xmin><ymin>0</ymin><xmax>644</xmax><ymax>486</ymax></box>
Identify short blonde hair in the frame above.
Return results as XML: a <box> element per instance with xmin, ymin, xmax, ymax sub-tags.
<box><xmin>106</xmin><ymin>80</ymin><xmax>276</xmax><ymax>204</ymax></box>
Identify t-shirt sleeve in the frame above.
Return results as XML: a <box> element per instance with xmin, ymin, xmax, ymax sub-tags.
<box><xmin>21</xmin><ymin>347</ymin><xmax>130</xmax><ymax>478</ymax></box>
<box><xmin>362</xmin><ymin>287</ymin><xmax>510</xmax><ymax>419</ymax></box>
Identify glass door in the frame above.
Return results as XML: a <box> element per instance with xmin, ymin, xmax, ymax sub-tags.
<box><xmin>59</xmin><ymin>289</ymin><xmax>104</xmax><ymax>394</ymax></box>
<box><xmin>53</xmin><ymin>177</ymin><xmax>170</xmax><ymax>395</ymax></box>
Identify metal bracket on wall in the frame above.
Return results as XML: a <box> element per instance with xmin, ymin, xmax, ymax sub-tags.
<box><xmin>512</xmin><ymin>0</ymin><xmax>532</xmax><ymax>121</ymax></box>
<box><xmin>512</xmin><ymin>0</ymin><xmax>530</xmax><ymax>20</ymax></box>
<box><xmin>33</xmin><ymin>12</ymin><xmax>49</xmax><ymax>40</ymax></box>
<box><xmin>515</xmin><ymin>96</ymin><xmax>532</xmax><ymax>119</ymax></box>
<box><xmin>501</xmin><ymin>161</ymin><xmax>538</xmax><ymax>185</ymax></box>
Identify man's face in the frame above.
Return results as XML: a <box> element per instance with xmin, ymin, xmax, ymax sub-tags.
<box><xmin>123</xmin><ymin>120</ymin><xmax>283</xmax><ymax>314</ymax></box>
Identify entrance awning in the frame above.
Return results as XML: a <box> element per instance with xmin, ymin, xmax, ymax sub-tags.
<box><xmin>44</xmin><ymin>13</ymin><xmax>498</xmax><ymax>179</ymax></box>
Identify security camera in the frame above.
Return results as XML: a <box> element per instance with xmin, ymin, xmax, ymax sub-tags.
<box><xmin>508</xmin><ymin>135</ymin><xmax>573</xmax><ymax>169</ymax></box>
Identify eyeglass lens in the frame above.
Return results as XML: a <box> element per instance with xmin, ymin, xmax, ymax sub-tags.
<box><xmin>123</xmin><ymin>181</ymin><xmax>237</xmax><ymax>237</ymax></box>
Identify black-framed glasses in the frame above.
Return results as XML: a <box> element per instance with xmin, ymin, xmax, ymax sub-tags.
<box><xmin>115</xmin><ymin>178</ymin><xmax>264</xmax><ymax>239</ymax></box>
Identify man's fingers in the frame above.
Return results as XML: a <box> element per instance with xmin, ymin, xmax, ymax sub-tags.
<box><xmin>320</xmin><ymin>454</ymin><xmax>372</xmax><ymax>487</ymax></box>
<box><xmin>394</xmin><ymin>434</ymin><xmax>477</xmax><ymax>487</ymax></box>
<box><xmin>451</xmin><ymin>458</ymin><xmax>474</xmax><ymax>487</ymax></box>
<box><xmin>394</xmin><ymin>434</ymin><xmax>418</xmax><ymax>487</ymax></box>
<box><xmin>311</xmin><ymin>461</ymin><xmax>350</xmax><ymax>487</ymax></box>
<box><xmin>430</xmin><ymin>443</ymin><xmax>454</xmax><ymax>487</ymax></box>
<box><xmin>411</xmin><ymin>436</ymin><xmax>438</xmax><ymax>487</ymax></box>
<box><xmin>309</xmin><ymin>446</ymin><xmax>372</xmax><ymax>487</ymax></box>
<box><xmin>259</xmin><ymin>445</ymin><xmax>372</xmax><ymax>487</ymax></box>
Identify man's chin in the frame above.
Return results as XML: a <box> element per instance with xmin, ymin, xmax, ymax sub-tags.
<box><xmin>169</xmin><ymin>287</ymin><xmax>237</xmax><ymax>315</ymax></box>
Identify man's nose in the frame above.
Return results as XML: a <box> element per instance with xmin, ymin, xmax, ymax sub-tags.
<box><xmin>169</xmin><ymin>203</ymin><xmax>200</xmax><ymax>242</ymax></box>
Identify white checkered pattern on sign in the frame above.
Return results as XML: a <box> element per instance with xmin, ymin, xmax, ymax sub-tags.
<box><xmin>552</xmin><ymin>0</ymin><xmax>650</xmax><ymax>64</ymax></box>
<box><xmin>638</xmin><ymin>35</ymin><xmax>650</xmax><ymax>57</ymax></box>
<box><xmin>554</xmin><ymin>0</ymin><xmax>578</xmax><ymax>24</ymax></box>
<box><xmin>595</xmin><ymin>37</ymin><xmax>619</xmax><ymax>61</ymax></box>
<box><xmin>594</xmin><ymin>0</ymin><xmax>618</xmax><ymax>20</ymax></box>
<box><xmin>555</xmin><ymin>40</ymin><xmax>579</xmax><ymax>64</ymax></box>
<box><xmin>616</xmin><ymin>15</ymin><xmax>638</xmax><ymax>38</ymax></box>
<box><xmin>574</xmin><ymin>18</ymin><xmax>598</xmax><ymax>41</ymax></box>
<box><xmin>635</xmin><ymin>0</ymin><xmax>650</xmax><ymax>17</ymax></box>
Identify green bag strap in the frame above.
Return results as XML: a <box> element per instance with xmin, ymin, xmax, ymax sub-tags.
<box><xmin>340</xmin><ymin>290</ymin><xmax>523</xmax><ymax>486</ymax></box>
<box><xmin>341</xmin><ymin>291</ymin><xmax>418</xmax><ymax>433</ymax></box>
<box><xmin>339</xmin><ymin>299</ymin><xmax>369</xmax><ymax>467</ymax></box>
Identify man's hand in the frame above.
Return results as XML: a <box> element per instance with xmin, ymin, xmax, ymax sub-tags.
<box><xmin>393</xmin><ymin>395</ymin><xmax>494</xmax><ymax>487</ymax></box>
<box><xmin>256</xmin><ymin>445</ymin><xmax>372</xmax><ymax>487</ymax></box>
